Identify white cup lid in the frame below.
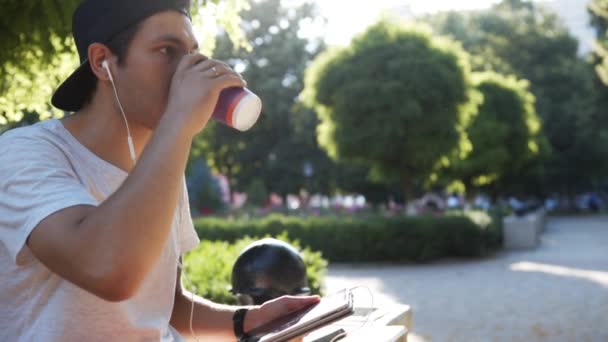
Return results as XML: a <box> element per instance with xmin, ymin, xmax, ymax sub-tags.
<box><xmin>232</xmin><ymin>91</ymin><xmax>262</xmax><ymax>131</ymax></box>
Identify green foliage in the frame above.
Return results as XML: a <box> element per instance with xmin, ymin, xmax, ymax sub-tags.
<box><xmin>424</xmin><ymin>1</ymin><xmax>578</xmax><ymax>76</ymax></box>
<box><xmin>181</xmin><ymin>233</ymin><xmax>327</xmax><ymax>304</ymax></box>
<box><xmin>193</xmin><ymin>213</ymin><xmax>502</xmax><ymax>263</ymax></box>
<box><xmin>0</xmin><ymin>0</ymin><xmax>249</xmax><ymax>125</ymax></box>
<box><xmin>0</xmin><ymin>40</ymin><xmax>78</xmax><ymax>125</ymax></box>
<box><xmin>449</xmin><ymin>72</ymin><xmax>548</xmax><ymax>193</ymax></box>
<box><xmin>587</xmin><ymin>1</ymin><xmax>608</xmax><ymax>191</ymax></box>
<box><xmin>0</xmin><ymin>1</ymin><xmax>78</xmax><ymax>69</ymax></box>
<box><xmin>303</xmin><ymin>21</ymin><xmax>477</xmax><ymax>199</ymax></box>
<box><xmin>589</xmin><ymin>0</ymin><xmax>608</xmax><ymax>85</ymax></box>
<box><xmin>0</xmin><ymin>1</ymin><xmax>81</xmax><ymax>123</ymax></box>
<box><xmin>190</xmin><ymin>0</ymin><xmax>252</xmax><ymax>55</ymax></box>
<box><xmin>424</xmin><ymin>1</ymin><xmax>605</xmax><ymax>194</ymax></box>
<box><xmin>191</xmin><ymin>0</ymin><xmax>332</xmax><ymax>196</ymax></box>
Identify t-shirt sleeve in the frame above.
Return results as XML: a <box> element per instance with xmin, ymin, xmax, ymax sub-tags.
<box><xmin>0</xmin><ymin>136</ymin><xmax>98</xmax><ymax>265</ymax></box>
<box><xmin>179</xmin><ymin>177</ymin><xmax>200</xmax><ymax>255</ymax></box>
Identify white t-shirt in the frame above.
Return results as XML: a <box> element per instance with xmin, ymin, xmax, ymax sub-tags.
<box><xmin>0</xmin><ymin>119</ymin><xmax>200</xmax><ymax>341</ymax></box>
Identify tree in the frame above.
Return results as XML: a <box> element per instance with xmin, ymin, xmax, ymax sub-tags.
<box><xmin>303</xmin><ymin>21</ymin><xmax>477</xmax><ymax>200</ymax></box>
<box><xmin>588</xmin><ymin>1</ymin><xmax>608</xmax><ymax>190</ymax></box>
<box><xmin>0</xmin><ymin>0</ymin><xmax>249</xmax><ymax>126</ymax></box>
<box><xmin>449</xmin><ymin>72</ymin><xmax>547</xmax><ymax>195</ymax></box>
<box><xmin>589</xmin><ymin>0</ymin><xmax>608</xmax><ymax>85</ymax></box>
<box><xmin>190</xmin><ymin>0</ymin><xmax>331</xmax><ymax>196</ymax></box>
<box><xmin>245</xmin><ymin>178</ymin><xmax>268</xmax><ymax>207</ymax></box>
<box><xmin>424</xmin><ymin>0</ymin><xmax>606</xmax><ymax>195</ymax></box>
<box><xmin>0</xmin><ymin>1</ymin><xmax>79</xmax><ymax>124</ymax></box>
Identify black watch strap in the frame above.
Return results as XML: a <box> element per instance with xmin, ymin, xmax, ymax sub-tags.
<box><xmin>233</xmin><ymin>308</ymin><xmax>249</xmax><ymax>342</ymax></box>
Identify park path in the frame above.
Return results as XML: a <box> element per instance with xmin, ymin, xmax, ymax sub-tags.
<box><xmin>325</xmin><ymin>216</ymin><xmax>608</xmax><ymax>341</ymax></box>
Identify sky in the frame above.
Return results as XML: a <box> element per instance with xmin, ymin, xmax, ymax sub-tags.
<box><xmin>312</xmin><ymin>0</ymin><xmax>501</xmax><ymax>45</ymax></box>
<box><xmin>290</xmin><ymin>0</ymin><xmax>593</xmax><ymax>53</ymax></box>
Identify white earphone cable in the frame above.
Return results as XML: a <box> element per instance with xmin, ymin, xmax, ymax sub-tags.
<box><xmin>175</xmin><ymin>184</ymin><xmax>200</xmax><ymax>342</ymax></box>
<box><xmin>104</xmin><ymin>61</ymin><xmax>137</xmax><ymax>164</ymax></box>
<box><xmin>177</xmin><ymin>259</ymin><xmax>200</xmax><ymax>342</ymax></box>
<box><xmin>329</xmin><ymin>286</ymin><xmax>375</xmax><ymax>342</ymax></box>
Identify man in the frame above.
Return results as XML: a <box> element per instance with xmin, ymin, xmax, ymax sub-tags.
<box><xmin>0</xmin><ymin>0</ymin><xmax>318</xmax><ymax>341</ymax></box>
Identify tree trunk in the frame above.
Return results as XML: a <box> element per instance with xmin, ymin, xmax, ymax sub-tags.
<box><xmin>463</xmin><ymin>177</ymin><xmax>479</xmax><ymax>205</ymax></box>
<box><xmin>400</xmin><ymin>174</ymin><xmax>414</xmax><ymax>205</ymax></box>
<box><xmin>226</xmin><ymin>163</ymin><xmax>234</xmax><ymax>205</ymax></box>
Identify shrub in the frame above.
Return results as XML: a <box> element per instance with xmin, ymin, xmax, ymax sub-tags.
<box><xmin>181</xmin><ymin>233</ymin><xmax>327</xmax><ymax>305</ymax></box>
<box><xmin>193</xmin><ymin>213</ymin><xmax>502</xmax><ymax>263</ymax></box>
<box><xmin>186</xmin><ymin>159</ymin><xmax>226</xmax><ymax>214</ymax></box>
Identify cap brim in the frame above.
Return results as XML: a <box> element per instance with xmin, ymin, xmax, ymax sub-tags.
<box><xmin>51</xmin><ymin>59</ymin><xmax>96</xmax><ymax>112</ymax></box>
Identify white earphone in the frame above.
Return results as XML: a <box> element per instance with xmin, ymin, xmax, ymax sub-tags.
<box><xmin>101</xmin><ymin>60</ymin><xmax>112</xmax><ymax>81</ymax></box>
<box><xmin>102</xmin><ymin>59</ymin><xmax>137</xmax><ymax>164</ymax></box>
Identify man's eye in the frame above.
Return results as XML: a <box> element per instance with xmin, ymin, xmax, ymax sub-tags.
<box><xmin>160</xmin><ymin>47</ymin><xmax>175</xmax><ymax>56</ymax></box>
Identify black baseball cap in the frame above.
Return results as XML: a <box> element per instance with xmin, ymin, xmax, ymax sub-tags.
<box><xmin>51</xmin><ymin>0</ymin><xmax>191</xmax><ymax>112</ymax></box>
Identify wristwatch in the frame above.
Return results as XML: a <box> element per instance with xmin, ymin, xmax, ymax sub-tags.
<box><xmin>233</xmin><ymin>308</ymin><xmax>249</xmax><ymax>342</ymax></box>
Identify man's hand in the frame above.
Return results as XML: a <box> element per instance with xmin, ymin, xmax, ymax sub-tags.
<box><xmin>164</xmin><ymin>54</ymin><xmax>246</xmax><ymax>137</ymax></box>
<box><xmin>244</xmin><ymin>295</ymin><xmax>321</xmax><ymax>333</ymax></box>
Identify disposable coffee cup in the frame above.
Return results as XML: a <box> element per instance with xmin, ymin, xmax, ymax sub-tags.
<box><xmin>212</xmin><ymin>87</ymin><xmax>262</xmax><ymax>131</ymax></box>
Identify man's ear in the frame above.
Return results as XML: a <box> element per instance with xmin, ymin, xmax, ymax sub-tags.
<box><xmin>88</xmin><ymin>43</ymin><xmax>113</xmax><ymax>81</ymax></box>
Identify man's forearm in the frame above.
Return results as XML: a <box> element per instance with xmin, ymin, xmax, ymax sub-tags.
<box><xmin>170</xmin><ymin>281</ymin><xmax>321</xmax><ymax>341</ymax></box>
<box><xmin>79</xmin><ymin>116</ymin><xmax>193</xmax><ymax>288</ymax></box>
<box><xmin>171</xmin><ymin>289</ymin><xmax>243</xmax><ymax>340</ymax></box>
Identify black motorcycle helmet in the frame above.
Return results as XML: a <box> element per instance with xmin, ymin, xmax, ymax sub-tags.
<box><xmin>231</xmin><ymin>238</ymin><xmax>311</xmax><ymax>305</ymax></box>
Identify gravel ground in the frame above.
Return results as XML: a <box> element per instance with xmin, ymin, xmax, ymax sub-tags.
<box><xmin>324</xmin><ymin>216</ymin><xmax>608</xmax><ymax>342</ymax></box>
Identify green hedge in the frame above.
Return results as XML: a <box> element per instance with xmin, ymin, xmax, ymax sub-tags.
<box><xmin>182</xmin><ymin>234</ymin><xmax>327</xmax><ymax>305</ymax></box>
<box><xmin>193</xmin><ymin>213</ymin><xmax>502</xmax><ymax>263</ymax></box>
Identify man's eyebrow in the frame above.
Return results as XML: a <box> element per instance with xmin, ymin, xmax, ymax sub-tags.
<box><xmin>155</xmin><ymin>34</ymin><xmax>199</xmax><ymax>51</ymax></box>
